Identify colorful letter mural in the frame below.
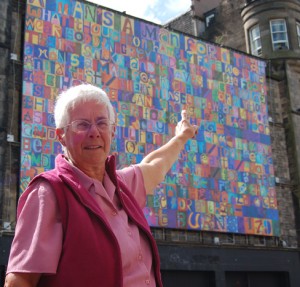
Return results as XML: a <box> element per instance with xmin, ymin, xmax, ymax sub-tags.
<box><xmin>21</xmin><ymin>0</ymin><xmax>279</xmax><ymax>236</ymax></box>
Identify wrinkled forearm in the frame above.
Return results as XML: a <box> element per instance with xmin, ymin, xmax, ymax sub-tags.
<box><xmin>139</xmin><ymin>134</ymin><xmax>190</xmax><ymax>192</ymax></box>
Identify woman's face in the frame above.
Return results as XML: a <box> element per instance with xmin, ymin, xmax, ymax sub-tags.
<box><xmin>57</xmin><ymin>100</ymin><xmax>115</xmax><ymax>172</ymax></box>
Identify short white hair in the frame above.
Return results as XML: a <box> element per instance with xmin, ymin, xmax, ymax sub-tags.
<box><xmin>54</xmin><ymin>84</ymin><xmax>115</xmax><ymax>128</ymax></box>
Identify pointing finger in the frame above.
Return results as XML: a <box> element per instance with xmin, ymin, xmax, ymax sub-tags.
<box><xmin>181</xmin><ymin>110</ymin><xmax>187</xmax><ymax>120</ymax></box>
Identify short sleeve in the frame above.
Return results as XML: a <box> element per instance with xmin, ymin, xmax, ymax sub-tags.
<box><xmin>6</xmin><ymin>179</ymin><xmax>63</xmax><ymax>274</ymax></box>
<box><xmin>117</xmin><ymin>165</ymin><xmax>147</xmax><ymax>208</ymax></box>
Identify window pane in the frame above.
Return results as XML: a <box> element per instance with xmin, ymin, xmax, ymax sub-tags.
<box><xmin>270</xmin><ymin>19</ymin><xmax>289</xmax><ymax>50</ymax></box>
<box><xmin>273</xmin><ymin>32</ymin><xmax>287</xmax><ymax>42</ymax></box>
<box><xmin>205</xmin><ymin>14</ymin><xmax>215</xmax><ymax>27</ymax></box>
<box><xmin>271</xmin><ymin>20</ymin><xmax>286</xmax><ymax>32</ymax></box>
<box><xmin>274</xmin><ymin>23</ymin><xmax>284</xmax><ymax>32</ymax></box>
<box><xmin>249</xmin><ymin>25</ymin><xmax>262</xmax><ymax>56</ymax></box>
<box><xmin>252</xmin><ymin>29</ymin><xmax>259</xmax><ymax>39</ymax></box>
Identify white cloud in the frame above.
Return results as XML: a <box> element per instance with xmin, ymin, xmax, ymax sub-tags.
<box><xmin>88</xmin><ymin>0</ymin><xmax>191</xmax><ymax>24</ymax></box>
<box><xmin>159</xmin><ymin>0</ymin><xmax>192</xmax><ymax>23</ymax></box>
<box><xmin>168</xmin><ymin>0</ymin><xmax>191</xmax><ymax>13</ymax></box>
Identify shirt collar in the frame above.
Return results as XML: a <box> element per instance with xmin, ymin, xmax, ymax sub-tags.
<box><xmin>63</xmin><ymin>156</ymin><xmax>116</xmax><ymax>200</ymax></box>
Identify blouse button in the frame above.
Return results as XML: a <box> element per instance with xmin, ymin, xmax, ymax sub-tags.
<box><xmin>112</xmin><ymin>211</ymin><xmax>117</xmax><ymax>216</ymax></box>
<box><xmin>145</xmin><ymin>279</ymin><xmax>150</xmax><ymax>285</ymax></box>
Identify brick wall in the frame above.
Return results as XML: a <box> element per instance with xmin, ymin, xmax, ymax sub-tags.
<box><xmin>165</xmin><ymin>10</ymin><xmax>196</xmax><ymax>36</ymax></box>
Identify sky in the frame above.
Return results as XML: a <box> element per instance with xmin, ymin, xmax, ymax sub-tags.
<box><xmin>88</xmin><ymin>0</ymin><xmax>192</xmax><ymax>24</ymax></box>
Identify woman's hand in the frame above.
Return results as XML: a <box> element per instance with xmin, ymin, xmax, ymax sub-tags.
<box><xmin>175</xmin><ymin>110</ymin><xmax>198</xmax><ymax>140</ymax></box>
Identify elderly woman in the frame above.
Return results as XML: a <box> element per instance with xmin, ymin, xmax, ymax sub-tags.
<box><xmin>5</xmin><ymin>84</ymin><xmax>198</xmax><ymax>287</ymax></box>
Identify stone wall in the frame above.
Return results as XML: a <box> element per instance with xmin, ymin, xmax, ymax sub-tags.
<box><xmin>191</xmin><ymin>0</ymin><xmax>222</xmax><ymax>16</ymax></box>
<box><xmin>201</xmin><ymin>0</ymin><xmax>246</xmax><ymax>50</ymax></box>
<box><xmin>276</xmin><ymin>185</ymin><xmax>298</xmax><ymax>247</ymax></box>
<box><xmin>0</xmin><ymin>0</ymin><xmax>24</xmax><ymax>231</ymax></box>
<box><xmin>267</xmin><ymin>75</ymin><xmax>298</xmax><ymax>246</ymax></box>
<box><xmin>286</xmin><ymin>60</ymin><xmax>300</xmax><ymax>204</ymax></box>
<box><xmin>286</xmin><ymin>60</ymin><xmax>300</xmax><ymax>111</ymax></box>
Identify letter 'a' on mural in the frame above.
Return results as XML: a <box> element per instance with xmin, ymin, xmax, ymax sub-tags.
<box><xmin>21</xmin><ymin>0</ymin><xmax>279</xmax><ymax>236</ymax></box>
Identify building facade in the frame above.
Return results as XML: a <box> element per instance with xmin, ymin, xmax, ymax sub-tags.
<box><xmin>1</xmin><ymin>0</ymin><xmax>300</xmax><ymax>286</ymax></box>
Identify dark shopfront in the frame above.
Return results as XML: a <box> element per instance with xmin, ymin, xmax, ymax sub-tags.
<box><xmin>159</xmin><ymin>244</ymin><xmax>300</xmax><ymax>287</ymax></box>
<box><xmin>1</xmin><ymin>234</ymin><xmax>300</xmax><ymax>287</ymax></box>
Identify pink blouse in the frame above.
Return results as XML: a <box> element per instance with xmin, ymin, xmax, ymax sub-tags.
<box><xmin>7</xmin><ymin>161</ymin><xmax>156</xmax><ymax>287</ymax></box>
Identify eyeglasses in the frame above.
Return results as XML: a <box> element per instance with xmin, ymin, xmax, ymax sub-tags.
<box><xmin>64</xmin><ymin>119</ymin><xmax>115</xmax><ymax>133</ymax></box>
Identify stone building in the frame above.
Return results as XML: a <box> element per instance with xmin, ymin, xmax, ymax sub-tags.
<box><xmin>1</xmin><ymin>0</ymin><xmax>300</xmax><ymax>286</ymax></box>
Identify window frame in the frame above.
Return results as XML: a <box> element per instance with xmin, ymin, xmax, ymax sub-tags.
<box><xmin>297</xmin><ymin>21</ymin><xmax>300</xmax><ymax>47</ymax></box>
<box><xmin>270</xmin><ymin>19</ymin><xmax>289</xmax><ymax>51</ymax></box>
<box><xmin>249</xmin><ymin>24</ymin><xmax>262</xmax><ymax>56</ymax></box>
<box><xmin>205</xmin><ymin>13</ymin><xmax>215</xmax><ymax>28</ymax></box>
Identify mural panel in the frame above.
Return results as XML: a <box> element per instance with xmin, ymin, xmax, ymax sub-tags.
<box><xmin>21</xmin><ymin>0</ymin><xmax>279</xmax><ymax>236</ymax></box>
